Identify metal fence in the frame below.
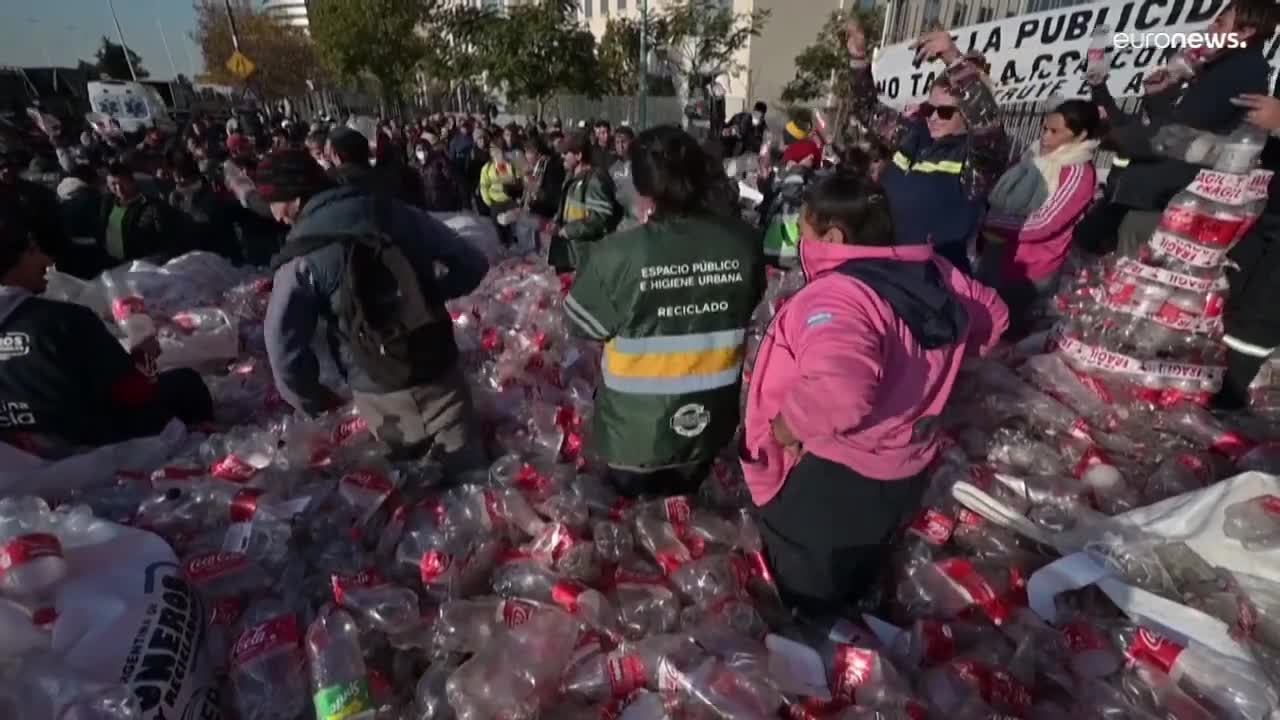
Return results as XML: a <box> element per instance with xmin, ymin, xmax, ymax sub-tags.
<box><xmin>505</xmin><ymin>94</ymin><xmax>752</xmax><ymax>128</ymax></box>
<box><xmin>994</xmin><ymin>95</ymin><xmax>1146</xmax><ymax>167</ymax></box>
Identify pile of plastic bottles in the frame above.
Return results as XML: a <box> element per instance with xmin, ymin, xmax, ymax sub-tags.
<box><xmin>10</xmin><ymin>178</ymin><xmax>1280</xmax><ymax>719</ymax></box>
<box><xmin>1050</xmin><ymin>132</ymin><xmax>1272</xmax><ymax>407</ymax></box>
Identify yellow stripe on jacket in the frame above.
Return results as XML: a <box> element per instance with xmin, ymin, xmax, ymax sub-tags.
<box><xmin>604</xmin><ymin>342</ymin><xmax>743</xmax><ymax>378</ymax></box>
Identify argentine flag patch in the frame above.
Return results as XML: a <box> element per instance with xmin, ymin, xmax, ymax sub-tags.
<box><xmin>806</xmin><ymin>311</ymin><xmax>833</xmax><ymax>328</ymax></box>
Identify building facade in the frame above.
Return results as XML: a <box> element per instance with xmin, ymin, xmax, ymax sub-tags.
<box><xmin>577</xmin><ymin>0</ymin><xmax>846</xmax><ymax>111</ymax></box>
<box><xmin>262</xmin><ymin>0</ymin><xmax>310</xmax><ymax>29</ymax></box>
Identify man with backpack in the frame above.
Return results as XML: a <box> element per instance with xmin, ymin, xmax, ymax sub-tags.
<box><xmin>545</xmin><ymin>132</ymin><xmax>621</xmax><ymax>273</ymax></box>
<box><xmin>256</xmin><ymin>149</ymin><xmax>490</xmax><ymax>474</ymax></box>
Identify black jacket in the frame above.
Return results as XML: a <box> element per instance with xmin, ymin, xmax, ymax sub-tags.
<box><xmin>0</xmin><ymin>288</ymin><xmax>172</xmax><ymax>453</ymax></box>
<box><xmin>525</xmin><ymin>155</ymin><xmax>566</xmax><ymax>219</ymax></box>
<box><xmin>331</xmin><ymin>162</ymin><xmax>425</xmax><ymax>210</ymax></box>
<box><xmin>169</xmin><ymin>181</ymin><xmax>242</xmax><ymax>264</ymax></box>
<box><xmin>0</xmin><ymin>178</ymin><xmax>65</xmax><ymax>260</ymax></box>
<box><xmin>97</xmin><ymin>193</ymin><xmax>183</xmax><ymax>265</ymax></box>
<box><xmin>1105</xmin><ymin>44</ymin><xmax>1271</xmax><ymax>211</ymax></box>
<box><xmin>56</xmin><ymin>180</ymin><xmax>107</xmax><ymax>279</ymax></box>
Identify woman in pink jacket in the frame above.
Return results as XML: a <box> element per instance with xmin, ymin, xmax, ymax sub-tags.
<box><xmin>981</xmin><ymin>100</ymin><xmax>1100</xmax><ymax>334</ymax></box>
<box><xmin>741</xmin><ymin>172</ymin><xmax>1008</xmax><ymax>620</ymax></box>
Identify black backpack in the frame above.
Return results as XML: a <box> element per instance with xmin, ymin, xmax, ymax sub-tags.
<box><xmin>274</xmin><ymin>194</ymin><xmax>457</xmax><ymax>389</ymax></box>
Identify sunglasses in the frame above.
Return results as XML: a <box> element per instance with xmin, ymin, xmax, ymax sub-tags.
<box><xmin>918</xmin><ymin>103</ymin><xmax>960</xmax><ymax>121</ymax></box>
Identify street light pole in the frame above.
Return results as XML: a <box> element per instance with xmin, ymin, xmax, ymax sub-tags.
<box><xmin>105</xmin><ymin>0</ymin><xmax>140</xmax><ymax>82</ymax></box>
<box><xmin>639</xmin><ymin>0</ymin><xmax>648</xmax><ymax>129</ymax></box>
<box><xmin>223</xmin><ymin>0</ymin><xmax>243</xmax><ymax>53</ymax></box>
<box><xmin>158</xmin><ymin>19</ymin><xmax>180</xmax><ymax>79</ymax></box>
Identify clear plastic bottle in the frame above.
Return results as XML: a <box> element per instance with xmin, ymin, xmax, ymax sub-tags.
<box><xmin>229</xmin><ymin>597</ymin><xmax>309</xmax><ymax>720</ymax></box>
<box><xmin>0</xmin><ymin>497</ymin><xmax>67</xmax><ymax>602</ymax></box>
<box><xmin>1215</xmin><ymin>123</ymin><xmax>1269</xmax><ymax>174</ymax></box>
<box><xmin>1223</xmin><ymin>495</ymin><xmax>1280</xmax><ymax>550</ymax></box>
<box><xmin>306</xmin><ymin>605</ymin><xmax>375</xmax><ymax>720</ymax></box>
<box><xmin>1114</xmin><ymin>624</ymin><xmax>1279</xmax><ymax>720</ymax></box>
<box><xmin>1086</xmin><ymin>24</ymin><xmax>1112</xmax><ymax>77</ymax></box>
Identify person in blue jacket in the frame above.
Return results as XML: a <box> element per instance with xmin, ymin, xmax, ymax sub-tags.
<box><xmin>845</xmin><ymin>22</ymin><xmax>1008</xmax><ymax>274</ymax></box>
<box><xmin>257</xmin><ymin>149</ymin><xmax>490</xmax><ymax>473</ymax></box>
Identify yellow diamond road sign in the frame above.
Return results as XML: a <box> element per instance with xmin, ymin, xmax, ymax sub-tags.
<box><xmin>226</xmin><ymin>51</ymin><xmax>255</xmax><ymax>79</ymax></box>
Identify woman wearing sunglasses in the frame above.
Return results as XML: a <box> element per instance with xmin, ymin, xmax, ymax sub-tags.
<box><xmin>980</xmin><ymin>100</ymin><xmax>1101</xmax><ymax>336</ymax></box>
<box><xmin>845</xmin><ymin>21</ymin><xmax>1008</xmax><ymax>275</ymax></box>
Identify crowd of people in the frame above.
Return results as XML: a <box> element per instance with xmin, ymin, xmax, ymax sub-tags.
<box><xmin>0</xmin><ymin>0</ymin><xmax>1278</xmax><ymax>623</ymax></box>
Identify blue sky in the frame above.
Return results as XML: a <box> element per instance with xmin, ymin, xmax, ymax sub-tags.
<box><xmin>1</xmin><ymin>0</ymin><xmax>203</xmax><ymax>79</ymax></box>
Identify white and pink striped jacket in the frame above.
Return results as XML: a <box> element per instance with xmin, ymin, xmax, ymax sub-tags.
<box><xmin>984</xmin><ymin>161</ymin><xmax>1096</xmax><ymax>283</ymax></box>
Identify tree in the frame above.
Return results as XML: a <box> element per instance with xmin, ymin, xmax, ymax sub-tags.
<box><xmin>87</xmin><ymin>37</ymin><xmax>148</xmax><ymax>80</ymax></box>
<box><xmin>782</xmin><ymin>7</ymin><xmax>883</xmax><ymax>105</ymax></box>
<box><xmin>657</xmin><ymin>0</ymin><xmax>769</xmax><ymax>100</ymax></box>
<box><xmin>421</xmin><ymin>6</ymin><xmax>498</xmax><ymax>111</ymax></box>
<box><xmin>192</xmin><ymin>0</ymin><xmax>323</xmax><ymax>99</ymax></box>
<box><xmin>309</xmin><ymin>0</ymin><xmax>436</xmax><ymax>106</ymax></box>
<box><xmin>488</xmin><ymin>1</ymin><xmax>603</xmax><ymax>118</ymax></box>
<box><xmin>597</xmin><ymin>16</ymin><xmax>673</xmax><ymax>97</ymax></box>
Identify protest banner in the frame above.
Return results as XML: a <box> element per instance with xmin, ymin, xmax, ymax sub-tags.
<box><xmin>870</xmin><ymin>0</ymin><xmax>1280</xmax><ymax>107</ymax></box>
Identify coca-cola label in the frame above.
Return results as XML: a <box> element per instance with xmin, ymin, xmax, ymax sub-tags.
<box><xmin>230</xmin><ymin>614</ymin><xmax>300</xmax><ymax>669</ymax></box>
<box><xmin>330</xmin><ymin>568</ymin><xmax>387</xmax><ymax>604</ymax></box>
<box><xmin>419</xmin><ymin>550</ymin><xmax>453</xmax><ymax>584</ymax></box>
<box><xmin>331</xmin><ymin>416</ymin><xmax>368</xmax><ymax>445</ymax></box>
<box><xmin>937</xmin><ymin>558</ymin><xmax>1010</xmax><ymax>625</ymax></box>
<box><xmin>662</xmin><ymin>496</ymin><xmax>692</xmax><ymax>524</ymax></box>
<box><xmin>111</xmin><ymin>295</ymin><xmax>146</xmax><ymax>320</ymax></box>
<box><xmin>921</xmin><ymin>620</ymin><xmax>957</xmax><ymax>664</ymax></box>
<box><xmin>830</xmin><ymin>644</ymin><xmax>876</xmax><ymax>705</ymax></box>
<box><xmin>907</xmin><ymin>508</ymin><xmax>955</xmax><ymax>546</ymax></box>
<box><xmin>956</xmin><ymin>508</ymin><xmax>984</xmax><ymax>528</ymax></box>
<box><xmin>1175</xmin><ymin>452</ymin><xmax>1209</xmax><ymax>478</ymax></box>
<box><xmin>1062</xmin><ymin>619</ymin><xmax>1107</xmax><ymax>654</ymax></box>
<box><xmin>743</xmin><ymin>549</ymin><xmax>776</xmax><ymax>586</ymax></box>
<box><xmin>0</xmin><ymin>533</ymin><xmax>62</xmax><ymax>574</ymax></box>
<box><xmin>514</xmin><ymin>464</ymin><xmax>551</xmax><ymax>495</ymax></box>
<box><xmin>599</xmin><ymin>692</ymin><xmax>645</xmax><ymax>720</ymax></box>
<box><xmin>1071</xmin><ymin>445</ymin><xmax>1111</xmax><ymax>480</ymax></box>
<box><xmin>988</xmin><ymin>668</ymin><xmax>1034</xmax><ymax>713</ymax></box>
<box><xmin>550</xmin><ymin>580</ymin><xmax>586</xmax><ymax>614</ymax></box>
<box><xmin>1126</xmin><ymin>627</ymin><xmax>1185</xmax><ymax>673</ymax></box>
<box><xmin>672</xmin><ymin>522</ymin><xmax>707</xmax><ymax>559</ymax></box>
<box><xmin>481</xmin><ymin>488</ymin><xmax>504</xmax><ymax>527</ymax></box>
<box><xmin>605</xmin><ymin>654</ymin><xmax>648</xmax><ymax>697</ymax></box>
<box><xmin>210</xmin><ymin>597</ymin><xmax>243</xmax><ymax>626</ymax></box>
<box><xmin>1212</xmin><ymin>431</ymin><xmax>1254</xmax><ymax>459</ymax></box>
<box><xmin>607</xmin><ymin>498</ymin><xmax>634</xmax><ymax>521</ymax></box>
<box><xmin>614</xmin><ymin>562</ymin><xmax>668</xmax><ymax>587</ymax></box>
<box><xmin>342</xmin><ymin>469</ymin><xmax>393</xmax><ymax>494</ymax></box>
<box><xmin>968</xmin><ymin>463</ymin><xmax>995</xmax><ymax>490</ymax></box>
<box><xmin>228</xmin><ymin>488</ymin><xmax>262</xmax><ymax>523</ymax></box>
<box><xmin>210</xmin><ymin>455</ymin><xmax>256</xmax><ymax>482</ymax></box>
<box><xmin>498</xmin><ymin>599</ymin><xmax>536</xmax><ymax>628</ymax></box>
<box><xmin>182</xmin><ymin>551</ymin><xmax>249</xmax><ymax>584</ymax></box>
<box><xmin>652</xmin><ymin>545</ymin><xmax>689</xmax><ymax>576</ymax></box>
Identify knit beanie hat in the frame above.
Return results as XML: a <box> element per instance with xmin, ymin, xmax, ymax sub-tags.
<box><xmin>255</xmin><ymin>148</ymin><xmax>333</xmax><ymax>203</ymax></box>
